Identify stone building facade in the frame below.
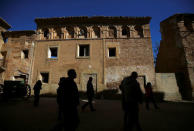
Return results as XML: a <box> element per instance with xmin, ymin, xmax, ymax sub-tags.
<box><xmin>0</xmin><ymin>18</ymin><xmax>11</xmax><ymax>83</ymax></box>
<box><xmin>0</xmin><ymin>17</ymin><xmax>155</xmax><ymax>94</ymax></box>
<box><xmin>156</xmin><ymin>14</ymin><xmax>194</xmax><ymax>100</ymax></box>
<box><xmin>1</xmin><ymin>31</ymin><xmax>36</xmax><ymax>83</ymax></box>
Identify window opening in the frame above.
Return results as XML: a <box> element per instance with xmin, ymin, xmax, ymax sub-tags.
<box><xmin>21</xmin><ymin>50</ymin><xmax>29</xmax><ymax>59</ymax></box>
<box><xmin>93</xmin><ymin>26</ymin><xmax>100</xmax><ymax>38</ymax></box>
<box><xmin>78</xmin><ymin>27</ymin><xmax>87</xmax><ymax>38</ymax></box>
<box><xmin>108</xmin><ymin>48</ymin><xmax>116</xmax><ymax>57</ymax></box>
<box><xmin>79</xmin><ymin>45</ymin><xmax>89</xmax><ymax>57</ymax></box>
<box><xmin>48</xmin><ymin>47</ymin><xmax>58</xmax><ymax>58</ymax></box>
<box><xmin>66</xmin><ymin>26</ymin><xmax>74</xmax><ymax>38</ymax></box>
<box><xmin>135</xmin><ymin>25</ymin><xmax>143</xmax><ymax>38</ymax></box>
<box><xmin>122</xmin><ymin>28</ymin><xmax>127</xmax><ymax>36</ymax></box>
<box><xmin>43</xmin><ymin>29</ymin><xmax>49</xmax><ymax>39</ymax></box>
<box><xmin>40</xmin><ymin>73</ymin><xmax>49</xmax><ymax>83</ymax></box>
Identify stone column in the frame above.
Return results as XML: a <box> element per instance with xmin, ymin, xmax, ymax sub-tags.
<box><xmin>101</xmin><ymin>26</ymin><xmax>108</xmax><ymax>38</ymax></box>
<box><xmin>74</xmin><ymin>26</ymin><xmax>78</xmax><ymax>39</ymax></box>
<box><xmin>37</xmin><ymin>29</ymin><xmax>43</xmax><ymax>40</ymax></box>
<box><xmin>142</xmin><ymin>24</ymin><xmax>151</xmax><ymax>38</ymax></box>
<box><xmin>86</xmin><ymin>26</ymin><xmax>92</xmax><ymax>38</ymax></box>
<box><xmin>49</xmin><ymin>28</ymin><xmax>54</xmax><ymax>39</ymax></box>
<box><xmin>115</xmin><ymin>25</ymin><xmax>122</xmax><ymax>38</ymax></box>
<box><xmin>61</xmin><ymin>27</ymin><xmax>66</xmax><ymax>39</ymax></box>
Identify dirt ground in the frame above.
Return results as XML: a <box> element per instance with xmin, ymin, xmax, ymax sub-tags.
<box><xmin>0</xmin><ymin>97</ymin><xmax>194</xmax><ymax>131</ymax></box>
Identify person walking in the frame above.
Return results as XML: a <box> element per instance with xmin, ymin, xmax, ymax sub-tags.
<box><xmin>57</xmin><ymin>77</ymin><xmax>66</xmax><ymax>120</ymax></box>
<box><xmin>55</xmin><ymin>69</ymin><xmax>80</xmax><ymax>131</ymax></box>
<box><xmin>144</xmin><ymin>82</ymin><xmax>159</xmax><ymax>110</ymax></box>
<box><xmin>120</xmin><ymin>72</ymin><xmax>143</xmax><ymax>131</ymax></box>
<box><xmin>82</xmin><ymin>77</ymin><xmax>96</xmax><ymax>111</ymax></box>
<box><xmin>33</xmin><ymin>80</ymin><xmax>42</xmax><ymax>107</ymax></box>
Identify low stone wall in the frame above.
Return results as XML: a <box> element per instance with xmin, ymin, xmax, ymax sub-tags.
<box><xmin>156</xmin><ymin>73</ymin><xmax>182</xmax><ymax>101</ymax></box>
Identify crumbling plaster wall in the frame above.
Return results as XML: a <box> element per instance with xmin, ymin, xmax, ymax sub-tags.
<box><xmin>104</xmin><ymin>38</ymin><xmax>155</xmax><ymax>90</ymax></box>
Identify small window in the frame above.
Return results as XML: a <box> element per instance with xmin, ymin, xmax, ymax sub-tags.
<box><xmin>92</xmin><ymin>26</ymin><xmax>100</xmax><ymax>38</ymax></box>
<box><xmin>21</xmin><ymin>50</ymin><xmax>29</xmax><ymax>59</ymax></box>
<box><xmin>78</xmin><ymin>27</ymin><xmax>87</xmax><ymax>38</ymax></box>
<box><xmin>135</xmin><ymin>25</ymin><xmax>144</xmax><ymax>38</ymax></box>
<box><xmin>66</xmin><ymin>26</ymin><xmax>74</xmax><ymax>38</ymax></box>
<box><xmin>43</xmin><ymin>29</ymin><xmax>49</xmax><ymax>39</ymax></box>
<box><xmin>78</xmin><ymin>45</ymin><xmax>90</xmax><ymax>57</ymax></box>
<box><xmin>40</xmin><ymin>72</ymin><xmax>49</xmax><ymax>83</ymax></box>
<box><xmin>23</xmin><ymin>50</ymin><xmax>29</xmax><ymax>59</ymax></box>
<box><xmin>122</xmin><ymin>28</ymin><xmax>127</xmax><ymax>36</ymax></box>
<box><xmin>80</xmin><ymin>29</ymin><xmax>85</xmax><ymax>36</ymax></box>
<box><xmin>48</xmin><ymin>47</ymin><xmax>58</xmax><ymax>58</ymax></box>
<box><xmin>122</xmin><ymin>26</ymin><xmax>130</xmax><ymax>37</ymax></box>
<box><xmin>108</xmin><ymin>48</ymin><xmax>116</xmax><ymax>57</ymax></box>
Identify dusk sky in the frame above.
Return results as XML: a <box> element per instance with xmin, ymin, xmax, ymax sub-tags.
<box><xmin>0</xmin><ymin>0</ymin><xmax>194</xmax><ymax>52</ymax></box>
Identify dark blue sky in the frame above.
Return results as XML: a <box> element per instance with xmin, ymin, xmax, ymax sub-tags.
<box><xmin>0</xmin><ymin>0</ymin><xmax>194</xmax><ymax>50</ymax></box>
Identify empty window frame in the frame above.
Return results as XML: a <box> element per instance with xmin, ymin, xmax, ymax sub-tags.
<box><xmin>135</xmin><ymin>25</ymin><xmax>144</xmax><ymax>38</ymax></box>
<box><xmin>21</xmin><ymin>50</ymin><xmax>29</xmax><ymax>59</ymax></box>
<box><xmin>122</xmin><ymin>26</ymin><xmax>130</xmax><ymax>37</ymax></box>
<box><xmin>40</xmin><ymin>72</ymin><xmax>49</xmax><ymax>83</ymax></box>
<box><xmin>78</xmin><ymin>27</ymin><xmax>87</xmax><ymax>38</ymax></box>
<box><xmin>66</xmin><ymin>26</ymin><xmax>74</xmax><ymax>38</ymax></box>
<box><xmin>122</xmin><ymin>28</ymin><xmax>127</xmax><ymax>36</ymax></box>
<box><xmin>43</xmin><ymin>29</ymin><xmax>49</xmax><ymax>39</ymax></box>
<box><xmin>108</xmin><ymin>48</ymin><xmax>116</xmax><ymax>57</ymax></box>
<box><xmin>55</xmin><ymin>28</ymin><xmax>62</xmax><ymax>39</ymax></box>
<box><xmin>48</xmin><ymin>47</ymin><xmax>58</xmax><ymax>58</ymax></box>
<box><xmin>92</xmin><ymin>26</ymin><xmax>100</xmax><ymax>38</ymax></box>
<box><xmin>78</xmin><ymin>45</ymin><xmax>90</xmax><ymax>57</ymax></box>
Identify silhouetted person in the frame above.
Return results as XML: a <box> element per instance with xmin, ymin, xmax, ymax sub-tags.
<box><xmin>57</xmin><ymin>77</ymin><xmax>66</xmax><ymax>120</ymax></box>
<box><xmin>55</xmin><ymin>69</ymin><xmax>80</xmax><ymax>131</ymax></box>
<box><xmin>82</xmin><ymin>77</ymin><xmax>96</xmax><ymax>111</ymax></box>
<box><xmin>120</xmin><ymin>72</ymin><xmax>143</xmax><ymax>131</ymax></box>
<box><xmin>33</xmin><ymin>80</ymin><xmax>42</xmax><ymax>107</ymax></box>
<box><xmin>144</xmin><ymin>82</ymin><xmax>159</xmax><ymax>110</ymax></box>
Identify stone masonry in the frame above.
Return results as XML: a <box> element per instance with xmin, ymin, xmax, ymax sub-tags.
<box><xmin>0</xmin><ymin>16</ymin><xmax>155</xmax><ymax>95</ymax></box>
<box><xmin>0</xmin><ymin>18</ymin><xmax>11</xmax><ymax>83</ymax></box>
<box><xmin>156</xmin><ymin>14</ymin><xmax>194</xmax><ymax>100</ymax></box>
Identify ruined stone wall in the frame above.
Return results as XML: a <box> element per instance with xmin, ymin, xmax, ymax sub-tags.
<box><xmin>156</xmin><ymin>14</ymin><xmax>194</xmax><ymax>99</ymax></box>
<box><xmin>0</xmin><ymin>26</ymin><xmax>7</xmax><ymax>60</ymax></box>
<box><xmin>177</xmin><ymin>20</ymin><xmax>194</xmax><ymax>97</ymax></box>
<box><xmin>1</xmin><ymin>34</ymin><xmax>35</xmax><ymax>82</ymax></box>
<box><xmin>156</xmin><ymin>19</ymin><xmax>186</xmax><ymax>73</ymax></box>
<box><xmin>0</xmin><ymin>26</ymin><xmax>9</xmax><ymax>83</ymax></box>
